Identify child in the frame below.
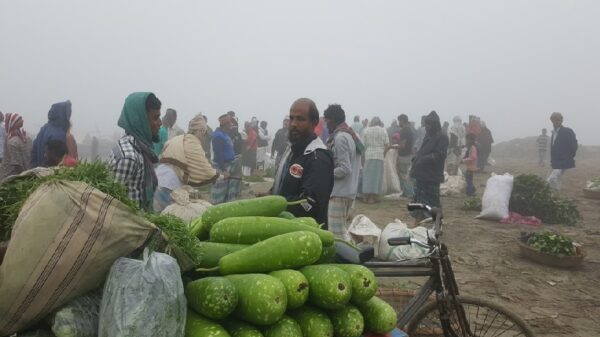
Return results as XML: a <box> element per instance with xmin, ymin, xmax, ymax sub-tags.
<box><xmin>462</xmin><ymin>133</ymin><xmax>478</xmax><ymax>196</ymax></box>
<box><xmin>537</xmin><ymin>128</ymin><xmax>549</xmax><ymax>167</ymax></box>
<box><xmin>44</xmin><ymin>139</ymin><xmax>77</xmax><ymax>167</ymax></box>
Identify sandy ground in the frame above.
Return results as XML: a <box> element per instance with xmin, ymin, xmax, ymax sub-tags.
<box><xmin>250</xmin><ymin>152</ymin><xmax>600</xmax><ymax>337</ymax></box>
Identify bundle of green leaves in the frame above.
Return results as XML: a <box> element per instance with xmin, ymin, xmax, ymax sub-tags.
<box><xmin>527</xmin><ymin>231</ymin><xmax>575</xmax><ymax>256</ymax></box>
<box><xmin>461</xmin><ymin>197</ymin><xmax>482</xmax><ymax>211</ymax></box>
<box><xmin>509</xmin><ymin>174</ymin><xmax>580</xmax><ymax>226</ymax></box>
<box><xmin>0</xmin><ymin>162</ymin><xmax>202</xmax><ymax>266</ymax></box>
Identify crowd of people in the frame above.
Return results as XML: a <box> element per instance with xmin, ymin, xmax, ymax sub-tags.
<box><xmin>0</xmin><ymin>93</ymin><xmax>578</xmax><ymax>239</ymax></box>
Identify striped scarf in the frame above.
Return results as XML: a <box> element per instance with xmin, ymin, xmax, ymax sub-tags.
<box><xmin>5</xmin><ymin>113</ymin><xmax>27</xmax><ymax>142</ymax></box>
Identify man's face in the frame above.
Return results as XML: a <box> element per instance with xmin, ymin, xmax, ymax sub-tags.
<box><xmin>221</xmin><ymin>116</ymin><xmax>233</xmax><ymax>130</ymax></box>
<box><xmin>289</xmin><ymin>102</ymin><xmax>315</xmax><ymax>143</ymax></box>
<box><xmin>425</xmin><ymin>122</ymin><xmax>434</xmax><ymax>134</ymax></box>
<box><xmin>324</xmin><ymin>117</ymin><xmax>336</xmax><ymax>133</ymax></box>
<box><xmin>550</xmin><ymin>115</ymin><xmax>562</xmax><ymax>129</ymax></box>
<box><xmin>147</xmin><ymin>109</ymin><xmax>162</xmax><ymax>141</ymax></box>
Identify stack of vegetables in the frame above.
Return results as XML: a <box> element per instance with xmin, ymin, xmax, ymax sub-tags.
<box><xmin>183</xmin><ymin>196</ymin><xmax>397</xmax><ymax>337</ymax></box>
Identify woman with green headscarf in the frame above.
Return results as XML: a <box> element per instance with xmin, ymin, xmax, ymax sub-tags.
<box><xmin>108</xmin><ymin>92</ymin><xmax>163</xmax><ymax>211</ymax></box>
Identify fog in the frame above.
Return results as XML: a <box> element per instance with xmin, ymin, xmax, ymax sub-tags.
<box><xmin>1</xmin><ymin>0</ymin><xmax>599</xmax><ymax>146</ymax></box>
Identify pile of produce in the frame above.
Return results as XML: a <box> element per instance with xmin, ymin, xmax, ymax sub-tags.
<box><xmin>586</xmin><ymin>178</ymin><xmax>600</xmax><ymax>191</ymax></box>
<box><xmin>182</xmin><ymin>196</ymin><xmax>398</xmax><ymax>337</ymax></box>
<box><xmin>525</xmin><ymin>231</ymin><xmax>576</xmax><ymax>256</ymax></box>
<box><xmin>461</xmin><ymin>197</ymin><xmax>482</xmax><ymax>211</ymax></box>
<box><xmin>509</xmin><ymin>174</ymin><xmax>580</xmax><ymax>225</ymax></box>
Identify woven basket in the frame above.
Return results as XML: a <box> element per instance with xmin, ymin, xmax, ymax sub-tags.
<box><xmin>377</xmin><ymin>288</ymin><xmax>417</xmax><ymax>314</ymax></box>
<box><xmin>517</xmin><ymin>240</ymin><xmax>584</xmax><ymax>268</ymax></box>
<box><xmin>583</xmin><ymin>188</ymin><xmax>600</xmax><ymax>200</ymax></box>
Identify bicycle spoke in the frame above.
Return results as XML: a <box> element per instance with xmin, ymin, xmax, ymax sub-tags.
<box><xmin>480</xmin><ymin>310</ymin><xmax>501</xmax><ymax>336</ymax></box>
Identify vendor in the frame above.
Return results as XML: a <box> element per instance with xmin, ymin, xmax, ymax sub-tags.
<box><xmin>153</xmin><ymin>114</ymin><xmax>219</xmax><ymax>212</ymax></box>
<box><xmin>271</xmin><ymin>98</ymin><xmax>334</xmax><ymax>226</ymax></box>
<box><xmin>109</xmin><ymin>92</ymin><xmax>162</xmax><ymax>211</ymax></box>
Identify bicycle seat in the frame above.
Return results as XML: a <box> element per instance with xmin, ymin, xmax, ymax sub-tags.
<box><xmin>334</xmin><ymin>241</ymin><xmax>375</xmax><ymax>264</ymax></box>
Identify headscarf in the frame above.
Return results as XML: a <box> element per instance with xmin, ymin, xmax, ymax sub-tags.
<box><xmin>188</xmin><ymin>113</ymin><xmax>208</xmax><ymax>138</ymax></box>
<box><xmin>31</xmin><ymin>101</ymin><xmax>72</xmax><ymax>167</ymax></box>
<box><xmin>118</xmin><ymin>92</ymin><xmax>159</xmax><ymax>210</ymax></box>
<box><xmin>5</xmin><ymin>113</ymin><xmax>27</xmax><ymax>142</ymax></box>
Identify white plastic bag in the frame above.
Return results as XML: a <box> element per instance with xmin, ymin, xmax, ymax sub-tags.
<box><xmin>161</xmin><ymin>187</ymin><xmax>212</xmax><ymax>224</ymax></box>
<box><xmin>52</xmin><ymin>290</ymin><xmax>102</xmax><ymax>337</ymax></box>
<box><xmin>476</xmin><ymin>173</ymin><xmax>514</xmax><ymax>220</ymax></box>
<box><xmin>98</xmin><ymin>251</ymin><xmax>186</xmax><ymax>337</ymax></box>
<box><xmin>440</xmin><ymin>170</ymin><xmax>466</xmax><ymax>196</ymax></box>
<box><xmin>377</xmin><ymin>220</ymin><xmax>429</xmax><ymax>261</ymax></box>
<box><xmin>383</xmin><ymin>151</ymin><xmax>401</xmax><ymax>194</ymax></box>
<box><xmin>348</xmin><ymin>215</ymin><xmax>382</xmax><ymax>246</ymax></box>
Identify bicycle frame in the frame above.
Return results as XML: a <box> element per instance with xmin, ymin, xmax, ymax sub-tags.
<box><xmin>364</xmin><ymin>243</ymin><xmax>471</xmax><ymax>335</ymax></box>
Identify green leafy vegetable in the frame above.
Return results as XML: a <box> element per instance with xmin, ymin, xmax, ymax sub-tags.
<box><xmin>509</xmin><ymin>174</ymin><xmax>580</xmax><ymax>226</ymax></box>
<box><xmin>461</xmin><ymin>197</ymin><xmax>482</xmax><ymax>211</ymax></box>
<box><xmin>527</xmin><ymin>231</ymin><xmax>575</xmax><ymax>256</ymax></box>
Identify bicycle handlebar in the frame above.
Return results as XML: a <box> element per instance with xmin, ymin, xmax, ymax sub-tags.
<box><xmin>406</xmin><ymin>203</ymin><xmax>444</xmax><ymax>240</ymax></box>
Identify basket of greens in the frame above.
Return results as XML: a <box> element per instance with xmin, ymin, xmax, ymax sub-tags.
<box><xmin>518</xmin><ymin>231</ymin><xmax>584</xmax><ymax>268</ymax></box>
<box><xmin>583</xmin><ymin>178</ymin><xmax>600</xmax><ymax>200</ymax></box>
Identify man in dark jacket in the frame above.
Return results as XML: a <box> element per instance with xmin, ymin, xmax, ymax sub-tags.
<box><xmin>548</xmin><ymin>112</ymin><xmax>577</xmax><ymax>191</ymax></box>
<box><xmin>271</xmin><ymin>117</ymin><xmax>290</xmax><ymax>167</ymax></box>
<box><xmin>271</xmin><ymin>98</ymin><xmax>334</xmax><ymax>226</ymax></box>
<box><xmin>409</xmin><ymin>110</ymin><xmax>449</xmax><ymax>224</ymax></box>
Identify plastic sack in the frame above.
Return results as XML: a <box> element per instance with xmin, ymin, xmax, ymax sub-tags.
<box><xmin>348</xmin><ymin>215</ymin><xmax>382</xmax><ymax>246</ymax></box>
<box><xmin>476</xmin><ymin>173</ymin><xmax>514</xmax><ymax>220</ymax></box>
<box><xmin>0</xmin><ymin>181</ymin><xmax>157</xmax><ymax>336</ymax></box>
<box><xmin>52</xmin><ymin>290</ymin><xmax>102</xmax><ymax>337</ymax></box>
<box><xmin>377</xmin><ymin>220</ymin><xmax>429</xmax><ymax>261</ymax></box>
<box><xmin>161</xmin><ymin>186</ymin><xmax>212</xmax><ymax>224</ymax></box>
<box><xmin>440</xmin><ymin>169</ymin><xmax>465</xmax><ymax>196</ymax></box>
<box><xmin>98</xmin><ymin>251</ymin><xmax>186</xmax><ymax>337</ymax></box>
<box><xmin>383</xmin><ymin>151</ymin><xmax>401</xmax><ymax>194</ymax></box>
<box><xmin>16</xmin><ymin>329</ymin><xmax>55</xmax><ymax>337</ymax></box>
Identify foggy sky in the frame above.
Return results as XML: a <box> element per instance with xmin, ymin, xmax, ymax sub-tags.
<box><xmin>1</xmin><ymin>1</ymin><xmax>599</xmax><ymax>145</ymax></box>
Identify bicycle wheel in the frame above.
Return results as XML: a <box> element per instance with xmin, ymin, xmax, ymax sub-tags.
<box><xmin>405</xmin><ymin>295</ymin><xmax>535</xmax><ymax>337</ymax></box>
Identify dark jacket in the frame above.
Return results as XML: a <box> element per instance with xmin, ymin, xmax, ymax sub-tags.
<box><xmin>550</xmin><ymin>126</ymin><xmax>577</xmax><ymax>170</ymax></box>
<box><xmin>31</xmin><ymin>101</ymin><xmax>71</xmax><ymax>167</ymax></box>
<box><xmin>272</xmin><ymin>134</ymin><xmax>334</xmax><ymax>226</ymax></box>
<box><xmin>410</xmin><ymin>111</ymin><xmax>449</xmax><ymax>183</ymax></box>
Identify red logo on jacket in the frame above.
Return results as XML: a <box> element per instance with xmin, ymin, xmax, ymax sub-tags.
<box><xmin>289</xmin><ymin>164</ymin><xmax>304</xmax><ymax>178</ymax></box>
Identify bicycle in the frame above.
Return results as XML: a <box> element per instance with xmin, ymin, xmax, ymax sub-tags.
<box><xmin>354</xmin><ymin>203</ymin><xmax>535</xmax><ymax>337</ymax></box>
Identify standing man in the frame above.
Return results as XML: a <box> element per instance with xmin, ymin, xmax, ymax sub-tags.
<box><xmin>211</xmin><ymin>114</ymin><xmax>242</xmax><ymax>203</ymax></box>
<box><xmin>271</xmin><ymin>117</ymin><xmax>290</xmax><ymax>167</ymax></box>
<box><xmin>393</xmin><ymin>114</ymin><xmax>415</xmax><ymax>199</ymax></box>
<box><xmin>163</xmin><ymin>108</ymin><xmax>185</xmax><ymax>140</ymax></box>
<box><xmin>31</xmin><ymin>101</ymin><xmax>72</xmax><ymax>167</ymax></box>
<box><xmin>0</xmin><ymin>112</ymin><xmax>5</xmax><ymax>164</ymax></box>
<box><xmin>447</xmin><ymin>116</ymin><xmax>466</xmax><ymax>176</ymax></box>
<box><xmin>201</xmin><ymin>115</ymin><xmax>213</xmax><ymax>160</ymax></box>
<box><xmin>109</xmin><ymin>92</ymin><xmax>162</xmax><ymax>211</ymax></box>
<box><xmin>409</xmin><ymin>111</ymin><xmax>449</xmax><ymax>225</ymax></box>
<box><xmin>271</xmin><ymin>98</ymin><xmax>334</xmax><ymax>226</ymax></box>
<box><xmin>324</xmin><ymin>104</ymin><xmax>363</xmax><ymax>239</ymax></box>
<box><xmin>537</xmin><ymin>128</ymin><xmax>549</xmax><ymax>167</ymax></box>
<box><xmin>257</xmin><ymin>121</ymin><xmax>271</xmax><ymax>170</ymax></box>
<box><xmin>351</xmin><ymin>115</ymin><xmax>364</xmax><ymax>135</ymax></box>
<box><xmin>477</xmin><ymin>121</ymin><xmax>494</xmax><ymax>171</ymax></box>
<box><xmin>548</xmin><ymin>112</ymin><xmax>577</xmax><ymax>191</ymax></box>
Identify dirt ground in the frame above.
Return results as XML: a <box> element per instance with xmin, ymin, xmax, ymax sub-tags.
<box><xmin>251</xmin><ymin>150</ymin><xmax>600</xmax><ymax>337</ymax></box>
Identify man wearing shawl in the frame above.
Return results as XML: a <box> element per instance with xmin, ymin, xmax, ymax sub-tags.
<box><xmin>31</xmin><ymin>101</ymin><xmax>72</xmax><ymax>167</ymax></box>
<box><xmin>109</xmin><ymin>92</ymin><xmax>162</xmax><ymax>211</ymax></box>
<box><xmin>153</xmin><ymin>114</ymin><xmax>218</xmax><ymax>212</ymax></box>
<box><xmin>0</xmin><ymin>113</ymin><xmax>32</xmax><ymax>181</ymax></box>
<box><xmin>324</xmin><ymin>104</ymin><xmax>363</xmax><ymax>240</ymax></box>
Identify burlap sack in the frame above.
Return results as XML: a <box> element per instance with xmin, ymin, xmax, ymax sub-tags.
<box><xmin>0</xmin><ymin>180</ymin><xmax>158</xmax><ymax>336</ymax></box>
